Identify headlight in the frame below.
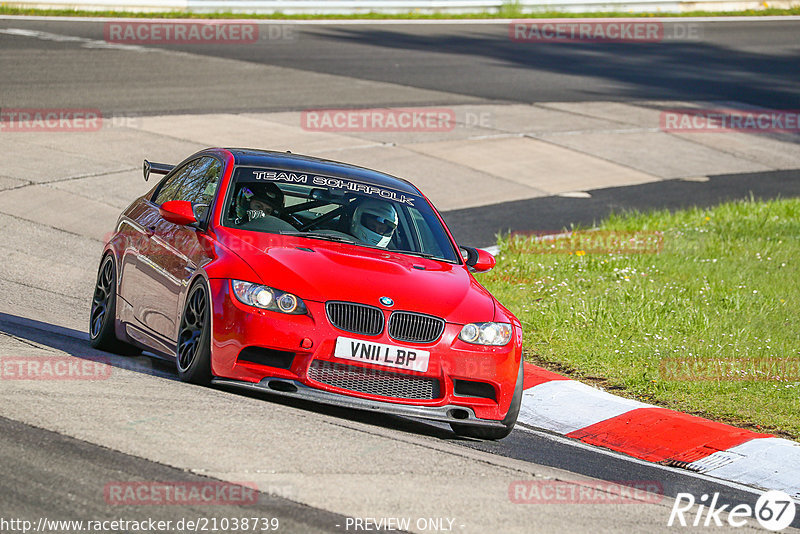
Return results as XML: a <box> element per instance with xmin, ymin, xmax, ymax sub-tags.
<box><xmin>231</xmin><ymin>280</ymin><xmax>307</xmax><ymax>315</ymax></box>
<box><xmin>458</xmin><ymin>322</ymin><xmax>512</xmax><ymax>346</ymax></box>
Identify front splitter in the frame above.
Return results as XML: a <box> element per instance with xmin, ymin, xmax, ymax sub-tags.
<box><xmin>212</xmin><ymin>376</ymin><xmax>506</xmax><ymax>428</ymax></box>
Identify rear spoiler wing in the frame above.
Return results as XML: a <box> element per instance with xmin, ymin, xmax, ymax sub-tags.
<box><xmin>143</xmin><ymin>159</ymin><xmax>175</xmax><ymax>182</ymax></box>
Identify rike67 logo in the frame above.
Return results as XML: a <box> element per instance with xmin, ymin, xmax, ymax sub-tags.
<box><xmin>668</xmin><ymin>490</ymin><xmax>796</xmax><ymax>531</ymax></box>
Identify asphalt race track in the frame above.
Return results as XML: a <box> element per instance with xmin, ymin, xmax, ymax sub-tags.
<box><xmin>1</xmin><ymin>15</ymin><xmax>799</xmax><ymax>533</ymax></box>
<box><xmin>2</xmin><ymin>18</ymin><xmax>799</xmax><ymax>112</ymax></box>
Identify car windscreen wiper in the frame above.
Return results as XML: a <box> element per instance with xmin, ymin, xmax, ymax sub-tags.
<box><xmin>280</xmin><ymin>231</ymin><xmax>359</xmax><ymax>245</ymax></box>
<box><xmin>394</xmin><ymin>250</ymin><xmax>442</xmax><ymax>260</ymax></box>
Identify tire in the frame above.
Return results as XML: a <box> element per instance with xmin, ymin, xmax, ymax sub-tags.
<box><xmin>451</xmin><ymin>359</ymin><xmax>524</xmax><ymax>440</ymax></box>
<box><xmin>176</xmin><ymin>280</ymin><xmax>213</xmax><ymax>385</ymax></box>
<box><xmin>89</xmin><ymin>254</ymin><xmax>141</xmax><ymax>355</ymax></box>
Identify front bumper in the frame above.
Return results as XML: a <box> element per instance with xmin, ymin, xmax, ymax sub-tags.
<box><xmin>208</xmin><ymin>278</ymin><xmax>522</xmax><ymax>423</ymax></box>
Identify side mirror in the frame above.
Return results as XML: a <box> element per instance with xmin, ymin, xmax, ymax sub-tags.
<box><xmin>159</xmin><ymin>200</ymin><xmax>198</xmax><ymax>226</ymax></box>
<box><xmin>461</xmin><ymin>247</ymin><xmax>496</xmax><ymax>272</ymax></box>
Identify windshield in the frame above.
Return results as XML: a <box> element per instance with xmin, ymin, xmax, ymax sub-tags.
<box><xmin>221</xmin><ymin>167</ymin><xmax>460</xmax><ymax>263</ymax></box>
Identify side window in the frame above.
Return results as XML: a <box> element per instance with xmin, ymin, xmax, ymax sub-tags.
<box><xmin>175</xmin><ymin>157</ymin><xmax>222</xmax><ymax>223</ymax></box>
<box><xmin>176</xmin><ymin>157</ymin><xmax>222</xmax><ymax>205</ymax></box>
<box><xmin>152</xmin><ymin>160</ymin><xmax>198</xmax><ymax>205</ymax></box>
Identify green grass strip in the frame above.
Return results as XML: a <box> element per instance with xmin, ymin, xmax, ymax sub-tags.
<box><xmin>481</xmin><ymin>196</ymin><xmax>800</xmax><ymax>439</ymax></box>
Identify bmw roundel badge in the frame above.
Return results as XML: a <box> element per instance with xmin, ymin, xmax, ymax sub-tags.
<box><xmin>379</xmin><ymin>296</ymin><xmax>394</xmax><ymax>307</ymax></box>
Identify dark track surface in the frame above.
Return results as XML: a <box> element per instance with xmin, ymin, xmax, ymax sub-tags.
<box><xmin>191</xmin><ymin>20</ymin><xmax>800</xmax><ymax>108</ymax></box>
<box><xmin>1</xmin><ymin>18</ymin><xmax>798</xmax><ymax>113</ymax></box>
<box><xmin>0</xmin><ymin>414</ymin><xmax>353</xmax><ymax>533</ymax></box>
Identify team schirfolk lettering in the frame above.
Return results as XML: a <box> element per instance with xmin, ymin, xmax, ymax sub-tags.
<box><xmin>251</xmin><ymin>170</ymin><xmax>415</xmax><ymax>206</ymax></box>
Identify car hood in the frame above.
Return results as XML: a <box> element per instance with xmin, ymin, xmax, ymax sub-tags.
<box><xmin>218</xmin><ymin>230</ymin><xmax>496</xmax><ymax>324</ymax></box>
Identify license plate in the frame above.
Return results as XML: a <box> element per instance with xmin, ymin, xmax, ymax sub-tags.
<box><xmin>334</xmin><ymin>337</ymin><xmax>430</xmax><ymax>373</ymax></box>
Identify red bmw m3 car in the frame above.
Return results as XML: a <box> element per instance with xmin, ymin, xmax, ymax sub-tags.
<box><xmin>90</xmin><ymin>148</ymin><xmax>523</xmax><ymax>439</ymax></box>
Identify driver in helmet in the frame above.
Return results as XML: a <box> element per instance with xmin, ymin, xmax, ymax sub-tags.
<box><xmin>234</xmin><ymin>182</ymin><xmax>284</xmax><ymax>224</ymax></box>
<box><xmin>350</xmin><ymin>199</ymin><xmax>398</xmax><ymax>247</ymax></box>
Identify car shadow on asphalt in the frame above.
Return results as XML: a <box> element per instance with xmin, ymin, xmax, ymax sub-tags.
<box><xmin>444</xmin><ymin>169</ymin><xmax>800</xmax><ymax>247</ymax></box>
<box><xmin>0</xmin><ymin>313</ymin><xmax>178</xmax><ymax>380</ymax></box>
<box><xmin>311</xmin><ymin>25</ymin><xmax>800</xmax><ymax>109</ymax></box>
<box><xmin>0</xmin><ymin>312</ymin><xmax>460</xmax><ymax>441</ymax></box>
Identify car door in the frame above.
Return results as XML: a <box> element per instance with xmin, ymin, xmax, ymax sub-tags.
<box><xmin>136</xmin><ymin>156</ymin><xmax>222</xmax><ymax>346</ymax></box>
<box><xmin>123</xmin><ymin>158</ymin><xmax>199</xmax><ymax>351</ymax></box>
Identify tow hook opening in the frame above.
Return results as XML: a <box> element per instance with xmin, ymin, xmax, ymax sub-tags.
<box><xmin>268</xmin><ymin>380</ymin><xmax>298</xmax><ymax>393</ymax></box>
<box><xmin>448</xmin><ymin>408</ymin><xmax>470</xmax><ymax>420</ymax></box>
